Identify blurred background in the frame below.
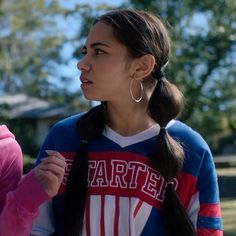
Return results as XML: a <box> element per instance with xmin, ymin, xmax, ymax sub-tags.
<box><xmin>0</xmin><ymin>0</ymin><xmax>235</xmax><ymax>234</ymax></box>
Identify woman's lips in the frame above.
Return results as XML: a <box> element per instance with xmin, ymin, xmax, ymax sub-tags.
<box><xmin>80</xmin><ymin>76</ymin><xmax>93</xmax><ymax>88</ymax></box>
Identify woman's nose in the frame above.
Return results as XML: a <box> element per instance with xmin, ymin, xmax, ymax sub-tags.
<box><xmin>77</xmin><ymin>56</ymin><xmax>91</xmax><ymax>72</ymax></box>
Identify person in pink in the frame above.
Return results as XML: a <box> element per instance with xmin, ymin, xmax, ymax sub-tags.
<box><xmin>0</xmin><ymin>125</ymin><xmax>66</xmax><ymax>236</ymax></box>
<box><xmin>0</xmin><ymin>124</ymin><xmax>22</xmax><ymax>212</ymax></box>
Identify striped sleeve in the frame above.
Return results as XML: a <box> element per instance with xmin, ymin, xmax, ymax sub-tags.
<box><xmin>196</xmin><ymin>149</ymin><xmax>223</xmax><ymax>235</ymax></box>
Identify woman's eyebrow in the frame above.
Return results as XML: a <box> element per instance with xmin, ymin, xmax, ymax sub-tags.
<box><xmin>83</xmin><ymin>42</ymin><xmax>110</xmax><ymax>49</ymax></box>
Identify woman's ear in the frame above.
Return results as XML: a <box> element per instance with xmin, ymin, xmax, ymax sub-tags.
<box><xmin>132</xmin><ymin>54</ymin><xmax>156</xmax><ymax>80</ymax></box>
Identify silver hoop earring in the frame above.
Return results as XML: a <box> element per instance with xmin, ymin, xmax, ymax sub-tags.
<box><xmin>129</xmin><ymin>79</ymin><xmax>144</xmax><ymax>103</ymax></box>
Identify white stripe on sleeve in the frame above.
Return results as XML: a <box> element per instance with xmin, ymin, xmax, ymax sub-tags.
<box><xmin>30</xmin><ymin>199</ymin><xmax>55</xmax><ymax>236</ymax></box>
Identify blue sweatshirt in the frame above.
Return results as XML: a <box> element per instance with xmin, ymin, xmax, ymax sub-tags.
<box><xmin>31</xmin><ymin>114</ymin><xmax>223</xmax><ymax>236</ymax></box>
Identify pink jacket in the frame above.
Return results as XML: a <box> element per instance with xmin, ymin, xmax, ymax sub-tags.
<box><xmin>0</xmin><ymin>171</ymin><xmax>50</xmax><ymax>236</ymax></box>
<box><xmin>0</xmin><ymin>125</ymin><xmax>22</xmax><ymax>212</ymax></box>
<box><xmin>0</xmin><ymin>125</ymin><xmax>50</xmax><ymax>235</ymax></box>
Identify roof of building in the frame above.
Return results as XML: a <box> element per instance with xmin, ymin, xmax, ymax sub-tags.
<box><xmin>0</xmin><ymin>93</ymin><xmax>75</xmax><ymax>119</ymax></box>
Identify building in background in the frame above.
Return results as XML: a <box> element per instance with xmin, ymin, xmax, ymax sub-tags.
<box><xmin>0</xmin><ymin>93</ymin><xmax>78</xmax><ymax>156</ymax></box>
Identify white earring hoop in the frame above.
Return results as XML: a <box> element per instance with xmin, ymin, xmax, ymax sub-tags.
<box><xmin>129</xmin><ymin>79</ymin><xmax>144</xmax><ymax>103</ymax></box>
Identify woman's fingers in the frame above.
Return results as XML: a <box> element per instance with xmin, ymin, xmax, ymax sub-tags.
<box><xmin>41</xmin><ymin>156</ymin><xmax>66</xmax><ymax>169</ymax></box>
<box><xmin>39</xmin><ymin>162</ymin><xmax>65</xmax><ymax>180</ymax></box>
<box><xmin>34</xmin><ymin>151</ymin><xmax>67</xmax><ymax>197</ymax></box>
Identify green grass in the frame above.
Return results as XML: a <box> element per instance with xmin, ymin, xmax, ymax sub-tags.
<box><xmin>221</xmin><ymin>198</ymin><xmax>236</xmax><ymax>236</ymax></box>
<box><xmin>217</xmin><ymin>166</ymin><xmax>236</xmax><ymax>235</ymax></box>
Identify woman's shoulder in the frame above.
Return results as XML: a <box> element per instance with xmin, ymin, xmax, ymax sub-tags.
<box><xmin>168</xmin><ymin>120</ymin><xmax>211</xmax><ymax>154</ymax></box>
<box><xmin>168</xmin><ymin>121</ymin><xmax>214</xmax><ymax>176</ymax></box>
<box><xmin>37</xmin><ymin>113</ymin><xmax>86</xmax><ymax>154</ymax></box>
<box><xmin>50</xmin><ymin>113</ymin><xmax>85</xmax><ymax>134</ymax></box>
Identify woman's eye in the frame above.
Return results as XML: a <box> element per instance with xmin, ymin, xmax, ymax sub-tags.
<box><xmin>95</xmin><ymin>48</ymin><xmax>104</xmax><ymax>55</ymax></box>
<box><xmin>81</xmin><ymin>50</ymin><xmax>87</xmax><ymax>55</ymax></box>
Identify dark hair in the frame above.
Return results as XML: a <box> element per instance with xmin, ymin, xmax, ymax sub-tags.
<box><xmin>64</xmin><ymin>9</ymin><xmax>196</xmax><ymax>236</ymax></box>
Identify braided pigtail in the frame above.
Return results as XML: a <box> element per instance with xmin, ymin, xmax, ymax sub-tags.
<box><xmin>163</xmin><ymin>184</ymin><xmax>197</xmax><ymax>236</ymax></box>
<box><xmin>64</xmin><ymin>103</ymin><xmax>106</xmax><ymax>236</ymax></box>
<box><xmin>149</xmin><ymin>73</ymin><xmax>184</xmax><ymax>180</ymax></box>
<box><xmin>149</xmin><ymin>72</ymin><xmax>196</xmax><ymax>236</ymax></box>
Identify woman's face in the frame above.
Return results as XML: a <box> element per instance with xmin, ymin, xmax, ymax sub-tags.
<box><xmin>77</xmin><ymin>21</ymin><xmax>134</xmax><ymax>102</ymax></box>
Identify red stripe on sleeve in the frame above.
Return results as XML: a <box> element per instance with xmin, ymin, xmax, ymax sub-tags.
<box><xmin>197</xmin><ymin>228</ymin><xmax>223</xmax><ymax>236</ymax></box>
<box><xmin>176</xmin><ymin>172</ymin><xmax>197</xmax><ymax>208</ymax></box>
<box><xmin>199</xmin><ymin>203</ymin><xmax>222</xmax><ymax>218</ymax></box>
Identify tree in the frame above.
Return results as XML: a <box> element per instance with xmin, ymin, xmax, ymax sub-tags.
<box><xmin>126</xmin><ymin>0</ymin><xmax>236</xmax><ymax>152</ymax></box>
<box><xmin>0</xmin><ymin>0</ymin><xmax>91</xmax><ymax>159</ymax></box>
<box><xmin>0</xmin><ymin>0</ymin><xmax>86</xmax><ymax>107</ymax></box>
<box><xmin>0</xmin><ymin>1</ymin><xmax>57</xmax><ymax>91</ymax></box>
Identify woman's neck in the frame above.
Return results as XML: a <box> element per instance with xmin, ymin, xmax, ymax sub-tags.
<box><xmin>105</xmin><ymin>101</ymin><xmax>156</xmax><ymax>137</ymax></box>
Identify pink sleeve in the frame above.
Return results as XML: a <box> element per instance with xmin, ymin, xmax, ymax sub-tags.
<box><xmin>0</xmin><ymin>138</ymin><xmax>22</xmax><ymax>212</ymax></box>
<box><xmin>0</xmin><ymin>170</ymin><xmax>50</xmax><ymax>236</ymax></box>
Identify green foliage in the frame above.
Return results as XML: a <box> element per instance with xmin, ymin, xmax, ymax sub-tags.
<box><xmin>0</xmin><ymin>0</ymin><xmax>60</xmax><ymax>92</ymax></box>
<box><xmin>0</xmin><ymin>104</ymin><xmax>10</xmax><ymax>118</ymax></box>
<box><xmin>127</xmin><ymin>0</ymin><xmax>236</xmax><ymax>153</ymax></box>
<box><xmin>0</xmin><ymin>0</ymin><xmax>87</xmax><ymax>108</ymax></box>
<box><xmin>4</xmin><ymin>118</ymin><xmax>39</xmax><ymax>156</ymax></box>
<box><xmin>70</xmin><ymin>3</ymin><xmax>115</xmax><ymax>60</ymax></box>
<box><xmin>23</xmin><ymin>153</ymin><xmax>35</xmax><ymax>174</ymax></box>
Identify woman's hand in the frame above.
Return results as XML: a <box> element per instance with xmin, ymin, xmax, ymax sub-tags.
<box><xmin>34</xmin><ymin>150</ymin><xmax>66</xmax><ymax>197</ymax></box>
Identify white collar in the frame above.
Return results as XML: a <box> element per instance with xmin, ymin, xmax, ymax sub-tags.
<box><xmin>103</xmin><ymin>120</ymin><xmax>175</xmax><ymax>148</ymax></box>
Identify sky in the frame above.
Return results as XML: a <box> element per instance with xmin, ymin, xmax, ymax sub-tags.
<box><xmin>59</xmin><ymin>0</ymin><xmax>125</xmax><ymax>8</ymax></box>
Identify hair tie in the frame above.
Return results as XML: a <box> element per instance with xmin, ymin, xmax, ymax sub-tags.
<box><xmin>160</xmin><ymin>126</ymin><xmax>166</xmax><ymax>130</ymax></box>
<box><xmin>152</xmin><ymin>69</ymin><xmax>164</xmax><ymax>81</ymax></box>
<box><xmin>165</xmin><ymin>182</ymin><xmax>173</xmax><ymax>191</ymax></box>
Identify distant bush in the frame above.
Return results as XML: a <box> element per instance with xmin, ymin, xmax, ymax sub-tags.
<box><xmin>214</xmin><ymin>132</ymin><xmax>236</xmax><ymax>155</ymax></box>
<box><xmin>23</xmin><ymin>154</ymin><xmax>35</xmax><ymax>174</ymax></box>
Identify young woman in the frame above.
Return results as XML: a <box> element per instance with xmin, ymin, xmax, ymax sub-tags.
<box><xmin>31</xmin><ymin>9</ymin><xmax>223</xmax><ymax>236</ymax></box>
<box><xmin>0</xmin><ymin>125</ymin><xmax>66</xmax><ymax>236</ymax></box>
